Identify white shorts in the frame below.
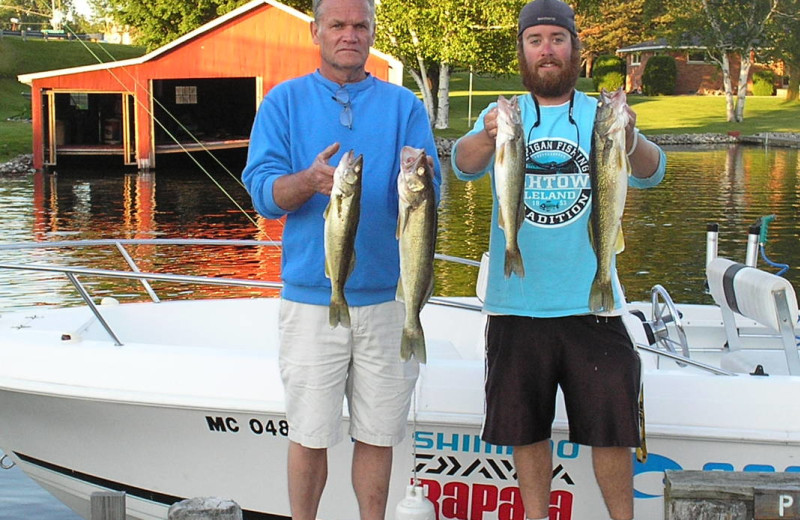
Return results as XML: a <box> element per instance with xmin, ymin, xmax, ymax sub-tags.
<box><xmin>278</xmin><ymin>299</ymin><xmax>419</xmax><ymax>448</ymax></box>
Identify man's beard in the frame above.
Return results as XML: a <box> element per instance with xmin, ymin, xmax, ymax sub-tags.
<box><xmin>519</xmin><ymin>48</ymin><xmax>581</xmax><ymax>99</ymax></box>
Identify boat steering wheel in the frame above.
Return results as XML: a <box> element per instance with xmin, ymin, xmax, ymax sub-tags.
<box><xmin>650</xmin><ymin>284</ymin><xmax>690</xmax><ymax>364</ymax></box>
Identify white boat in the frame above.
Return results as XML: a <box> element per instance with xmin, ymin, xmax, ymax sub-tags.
<box><xmin>1</xmin><ymin>238</ymin><xmax>799</xmax><ymax>520</ymax></box>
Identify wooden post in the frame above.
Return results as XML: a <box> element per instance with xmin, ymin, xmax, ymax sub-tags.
<box><xmin>168</xmin><ymin>497</ymin><xmax>243</xmax><ymax>519</ymax></box>
<box><xmin>665</xmin><ymin>471</ymin><xmax>800</xmax><ymax>520</ymax></box>
<box><xmin>90</xmin><ymin>491</ymin><xmax>126</xmax><ymax>520</ymax></box>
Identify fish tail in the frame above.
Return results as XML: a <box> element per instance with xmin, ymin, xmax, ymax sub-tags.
<box><xmin>329</xmin><ymin>295</ymin><xmax>351</xmax><ymax>328</ymax></box>
<box><xmin>589</xmin><ymin>277</ymin><xmax>615</xmax><ymax>313</ymax></box>
<box><xmin>504</xmin><ymin>247</ymin><xmax>525</xmax><ymax>279</ymax></box>
<box><xmin>400</xmin><ymin>325</ymin><xmax>426</xmax><ymax>364</ymax></box>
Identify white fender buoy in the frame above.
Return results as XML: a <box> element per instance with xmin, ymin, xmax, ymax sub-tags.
<box><xmin>395</xmin><ymin>484</ymin><xmax>434</xmax><ymax>520</ymax></box>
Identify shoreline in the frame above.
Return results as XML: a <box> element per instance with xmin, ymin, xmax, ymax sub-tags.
<box><xmin>436</xmin><ymin>131</ymin><xmax>800</xmax><ymax>156</ymax></box>
<box><xmin>2</xmin><ymin>132</ymin><xmax>799</xmax><ymax>174</ymax></box>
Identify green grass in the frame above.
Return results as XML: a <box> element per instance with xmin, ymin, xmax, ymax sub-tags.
<box><xmin>1</xmin><ymin>40</ymin><xmax>798</xmax><ymax>163</ymax></box>
<box><xmin>0</xmin><ymin>36</ymin><xmax>146</xmax><ymax>77</ymax></box>
<box><xmin>0</xmin><ymin>36</ymin><xmax>146</xmax><ymax>162</ymax></box>
<box><xmin>431</xmin><ymin>73</ymin><xmax>800</xmax><ymax>138</ymax></box>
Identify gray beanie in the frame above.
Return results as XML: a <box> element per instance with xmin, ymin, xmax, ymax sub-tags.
<box><xmin>518</xmin><ymin>0</ymin><xmax>577</xmax><ymax>37</ymax></box>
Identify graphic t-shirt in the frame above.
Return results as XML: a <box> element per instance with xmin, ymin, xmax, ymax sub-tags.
<box><xmin>451</xmin><ymin>91</ymin><xmax>665</xmax><ymax>317</ymax></box>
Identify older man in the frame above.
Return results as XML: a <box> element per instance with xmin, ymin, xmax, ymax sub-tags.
<box><xmin>242</xmin><ymin>0</ymin><xmax>440</xmax><ymax>519</ymax></box>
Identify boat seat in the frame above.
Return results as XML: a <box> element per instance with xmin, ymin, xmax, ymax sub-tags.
<box><xmin>706</xmin><ymin>257</ymin><xmax>800</xmax><ymax>375</ymax></box>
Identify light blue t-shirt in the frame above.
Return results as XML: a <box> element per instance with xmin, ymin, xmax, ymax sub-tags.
<box><xmin>243</xmin><ymin>71</ymin><xmax>441</xmax><ymax>306</ymax></box>
<box><xmin>451</xmin><ymin>91</ymin><xmax>665</xmax><ymax>317</ymax></box>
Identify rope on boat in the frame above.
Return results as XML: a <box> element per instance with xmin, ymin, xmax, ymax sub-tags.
<box><xmin>0</xmin><ymin>454</ymin><xmax>15</xmax><ymax>470</ymax></box>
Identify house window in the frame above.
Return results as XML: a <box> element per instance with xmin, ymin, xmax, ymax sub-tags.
<box><xmin>687</xmin><ymin>51</ymin><xmax>706</xmax><ymax>64</ymax></box>
<box><xmin>175</xmin><ymin>86</ymin><xmax>198</xmax><ymax>105</ymax></box>
<box><xmin>631</xmin><ymin>52</ymin><xmax>642</xmax><ymax>66</ymax></box>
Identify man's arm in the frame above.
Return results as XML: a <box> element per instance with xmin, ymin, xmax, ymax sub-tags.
<box><xmin>623</xmin><ymin>105</ymin><xmax>661</xmax><ymax>179</ymax></box>
<box><xmin>454</xmin><ymin>107</ymin><xmax>498</xmax><ymax>175</ymax></box>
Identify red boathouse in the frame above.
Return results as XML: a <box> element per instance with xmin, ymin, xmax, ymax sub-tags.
<box><xmin>17</xmin><ymin>0</ymin><xmax>402</xmax><ymax>170</ymax></box>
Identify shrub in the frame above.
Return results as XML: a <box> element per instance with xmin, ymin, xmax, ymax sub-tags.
<box><xmin>642</xmin><ymin>55</ymin><xmax>676</xmax><ymax>96</ymax></box>
<box><xmin>592</xmin><ymin>55</ymin><xmax>626</xmax><ymax>92</ymax></box>
<box><xmin>752</xmin><ymin>69</ymin><xmax>775</xmax><ymax>96</ymax></box>
<box><xmin>596</xmin><ymin>71</ymin><xmax>625</xmax><ymax>92</ymax></box>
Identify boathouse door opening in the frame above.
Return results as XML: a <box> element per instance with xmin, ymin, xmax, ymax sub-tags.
<box><xmin>42</xmin><ymin>90</ymin><xmax>137</xmax><ymax>167</ymax></box>
<box><xmin>151</xmin><ymin>77</ymin><xmax>256</xmax><ymax>154</ymax></box>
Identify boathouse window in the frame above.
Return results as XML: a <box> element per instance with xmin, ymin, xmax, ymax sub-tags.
<box><xmin>175</xmin><ymin>86</ymin><xmax>198</xmax><ymax>104</ymax></box>
<box><xmin>70</xmin><ymin>93</ymin><xmax>89</xmax><ymax>110</ymax></box>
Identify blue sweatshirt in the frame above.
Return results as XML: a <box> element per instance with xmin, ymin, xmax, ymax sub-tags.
<box><xmin>243</xmin><ymin>71</ymin><xmax>441</xmax><ymax>306</ymax></box>
<box><xmin>451</xmin><ymin>91</ymin><xmax>665</xmax><ymax>317</ymax></box>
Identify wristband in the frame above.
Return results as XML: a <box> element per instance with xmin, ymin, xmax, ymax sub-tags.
<box><xmin>626</xmin><ymin>128</ymin><xmax>640</xmax><ymax>157</ymax></box>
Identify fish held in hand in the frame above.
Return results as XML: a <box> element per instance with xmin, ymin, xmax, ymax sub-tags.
<box><xmin>589</xmin><ymin>87</ymin><xmax>631</xmax><ymax>312</ymax></box>
<box><xmin>494</xmin><ymin>95</ymin><xmax>526</xmax><ymax>279</ymax></box>
<box><xmin>324</xmin><ymin>150</ymin><xmax>363</xmax><ymax>328</ymax></box>
<box><xmin>396</xmin><ymin>146</ymin><xmax>437</xmax><ymax>363</ymax></box>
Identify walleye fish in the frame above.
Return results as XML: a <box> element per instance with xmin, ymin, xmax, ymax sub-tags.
<box><xmin>494</xmin><ymin>95</ymin><xmax>526</xmax><ymax>278</ymax></box>
<box><xmin>589</xmin><ymin>87</ymin><xmax>631</xmax><ymax>312</ymax></box>
<box><xmin>324</xmin><ymin>150</ymin><xmax>363</xmax><ymax>328</ymax></box>
<box><xmin>397</xmin><ymin>146</ymin><xmax>437</xmax><ymax>364</ymax></box>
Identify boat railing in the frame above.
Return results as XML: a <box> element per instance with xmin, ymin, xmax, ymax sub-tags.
<box><xmin>0</xmin><ymin>239</ymin><xmax>287</xmax><ymax>345</ymax></box>
<box><xmin>0</xmin><ymin>239</ymin><xmax>486</xmax><ymax>345</ymax></box>
<box><xmin>0</xmin><ymin>239</ymin><xmax>733</xmax><ymax>374</ymax></box>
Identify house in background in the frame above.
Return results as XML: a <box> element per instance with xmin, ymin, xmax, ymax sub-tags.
<box><xmin>616</xmin><ymin>38</ymin><xmax>784</xmax><ymax>95</ymax></box>
<box><xmin>17</xmin><ymin>0</ymin><xmax>402</xmax><ymax>171</ymax></box>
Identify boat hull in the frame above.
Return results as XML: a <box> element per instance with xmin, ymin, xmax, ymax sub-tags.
<box><xmin>2</xmin><ymin>297</ymin><xmax>800</xmax><ymax>520</ymax></box>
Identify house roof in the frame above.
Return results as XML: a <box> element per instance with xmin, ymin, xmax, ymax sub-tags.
<box><xmin>617</xmin><ymin>37</ymin><xmax>708</xmax><ymax>54</ymax></box>
<box><xmin>18</xmin><ymin>0</ymin><xmax>402</xmax><ymax>85</ymax></box>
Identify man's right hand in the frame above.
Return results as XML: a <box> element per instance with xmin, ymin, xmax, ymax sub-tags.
<box><xmin>273</xmin><ymin>142</ymin><xmax>341</xmax><ymax>211</ymax></box>
<box><xmin>304</xmin><ymin>142</ymin><xmax>341</xmax><ymax>196</ymax></box>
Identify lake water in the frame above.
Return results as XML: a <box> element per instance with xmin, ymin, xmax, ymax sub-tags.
<box><xmin>0</xmin><ymin>144</ymin><xmax>799</xmax><ymax>517</ymax></box>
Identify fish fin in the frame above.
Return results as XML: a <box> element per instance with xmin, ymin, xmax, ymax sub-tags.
<box><xmin>329</xmin><ymin>298</ymin><xmax>351</xmax><ymax>329</ymax></box>
<box><xmin>400</xmin><ymin>326</ymin><xmax>426</xmax><ymax>364</ymax></box>
<box><xmin>396</xmin><ymin>277</ymin><xmax>405</xmax><ymax>303</ymax></box>
<box><xmin>587</xmin><ymin>218</ymin><xmax>595</xmax><ymax>249</ymax></box>
<box><xmin>588</xmin><ymin>277</ymin><xmax>615</xmax><ymax>313</ymax></box>
<box><xmin>397</xmin><ymin>207</ymin><xmax>411</xmax><ymax>238</ymax></box>
<box><xmin>423</xmin><ymin>276</ymin><xmax>434</xmax><ymax>304</ymax></box>
<box><xmin>615</xmin><ymin>227</ymin><xmax>625</xmax><ymax>254</ymax></box>
<box><xmin>515</xmin><ymin>198</ymin><xmax>525</xmax><ymax>232</ymax></box>
<box><xmin>323</xmin><ymin>203</ymin><xmax>330</xmax><ymax>219</ymax></box>
<box><xmin>396</xmin><ymin>212</ymin><xmax>403</xmax><ymax>239</ymax></box>
<box><xmin>504</xmin><ymin>247</ymin><xmax>525</xmax><ymax>279</ymax></box>
<box><xmin>348</xmin><ymin>250</ymin><xmax>356</xmax><ymax>277</ymax></box>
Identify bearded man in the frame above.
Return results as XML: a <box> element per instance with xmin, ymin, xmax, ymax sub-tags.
<box><xmin>449</xmin><ymin>0</ymin><xmax>666</xmax><ymax>518</ymax></box>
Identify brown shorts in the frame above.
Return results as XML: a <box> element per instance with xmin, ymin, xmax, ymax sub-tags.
<box><xmin>481</xmin><ymin>314</ymin><xmax>641</xmax><ymax>448</ymax></box>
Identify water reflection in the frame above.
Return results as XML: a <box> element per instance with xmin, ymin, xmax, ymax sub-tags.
<box><xmin>0</xmin><ymin>144</ymin><xmax>798</xmax><ymax>312</ymax></box>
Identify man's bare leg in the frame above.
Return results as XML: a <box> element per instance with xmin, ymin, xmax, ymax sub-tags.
<box><xmin>288</xmin><ymin>441</ymin><xmax>328</xmax><ymax>520</ymax></box>
<box><xmin>592</xmin><ymin>446</ymin><xmax>634</xmax><ymax>520</ymax></box>
<box><xmin>513</xmin><ymin>440</ymin><xmax>553</xmax><ymax>519</ymax></box>
<box><xmin>352</xmin><ymin>441</ymin><xmax>392</xmax><ymax>520</ymax></box>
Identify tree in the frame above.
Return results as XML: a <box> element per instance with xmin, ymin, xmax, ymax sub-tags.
<box><xmin>661</xmin><ymin>0</ymin><xmax>781</xmax><ymax>122</ymax></box>
<box><xmin>762</xmin><ymin>0</ymin><xmax>800</xmax><ymax>101</ymax></box>
<box><xmin>576</xmin><ymin>0</ymin><xmax>665</xmax><ymax>77</ymax></box>
<box><xmin>375</xmin><ymin>0</ymin><xmax>522</xmax><ymax>129</ymax></box>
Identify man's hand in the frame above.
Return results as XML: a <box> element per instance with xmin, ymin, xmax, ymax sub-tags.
<box><xmin>304</xmin><ymin>142</ymin><xmax>341</xmax><ymax>196</ymax></box>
